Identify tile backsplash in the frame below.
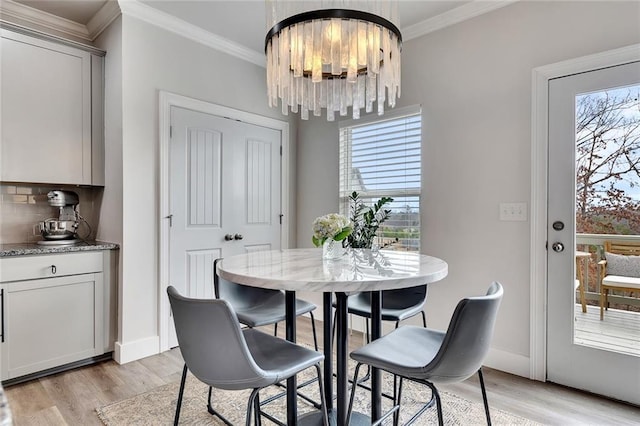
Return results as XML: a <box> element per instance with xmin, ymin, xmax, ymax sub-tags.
<box><xmin>0</xmin><ymin>184</ymin><xmax>103</xmax><ymax>244</ymax></box>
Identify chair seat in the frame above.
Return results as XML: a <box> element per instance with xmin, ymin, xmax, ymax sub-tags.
<box><xmin>602</xmin><ymin>275</ymin><xmax>640</xmax><ymax>290</ymax></box>
<box><xmin>350</xmin><ymin>325</ymin><xmax>445</xmax><ymax>380</ymax></box>
<box><xmin>243</xmin><ymin>328</ymin><xmax>324</xmax><ymax>384</ymax></box>
<box><xmin>236</xmin><ymin>294</ymin><xmax>316</xmax><ymax>327</ymax></box>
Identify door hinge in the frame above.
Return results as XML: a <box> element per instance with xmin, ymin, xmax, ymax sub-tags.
<box><xmin>170</xmin><ymin>126</ymin><xmax>173</xmax><ymax>138</ymax></box>
<box><xmin>279</xmin><ymin>214</ymin><xmax>284</xmax><ymax>224</ymax></box>
<box><xmin>165</xmin><ymin>214</ymin><xmax>173</xmax><ymax>227</ymax></box>
<box><xmin>280</xmin><ymin>145</ymin><xmax>283</xmax><ymax>156</ymax></box>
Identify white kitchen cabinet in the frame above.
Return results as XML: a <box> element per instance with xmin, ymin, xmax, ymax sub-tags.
<box><xmin>0</xmin><ymin>27</ymin><xmax>105</xmax><ymax>186</ymax></box>
<box><xmin>0</xmin><ymin>251</ymin><xmax>113</xmax><ymax>381</ymax></box>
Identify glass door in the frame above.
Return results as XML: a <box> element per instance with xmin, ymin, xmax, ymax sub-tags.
<box><xmin>547</xmin><ymin>61</ymin><xmax>640</xmax><ymax>405</ymax></box>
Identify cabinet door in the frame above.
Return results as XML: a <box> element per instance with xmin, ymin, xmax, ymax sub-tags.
<box><xmin>1</xmin><ymin>274</ymin><xmax>103</xmax><ymax>380</ymax></box>
<box><xmin>0</xmin><ymin>30</ymin><xmax>92</xmax><ymax>185</ymax></box>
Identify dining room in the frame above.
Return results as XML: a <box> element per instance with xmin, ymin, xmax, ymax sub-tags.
<box><xmin>1</xmin><ymin>0</ymin><xmax>640</xmax><ymax>424</ymax></box>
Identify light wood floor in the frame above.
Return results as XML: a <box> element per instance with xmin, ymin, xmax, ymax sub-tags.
<box><xmin>4</xmin><ymin>319</ymin><xmax>639</xmax><ymax>425</ymax></box>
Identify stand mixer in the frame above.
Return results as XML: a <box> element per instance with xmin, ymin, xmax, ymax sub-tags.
<box><xmin>35</xmin><ymin>190</ymin><xmax>89</xmax><ymax>245</ymax></box>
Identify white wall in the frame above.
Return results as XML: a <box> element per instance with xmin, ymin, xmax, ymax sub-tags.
<box><xmin>296</xmin><ymin>0</ymin><xmax>640</xmax><ymax>376</ymax></box>
<box><xmin>115</xmin><ymin>15</ymin><xmax>295</xmax><ymax>361</ymax></box>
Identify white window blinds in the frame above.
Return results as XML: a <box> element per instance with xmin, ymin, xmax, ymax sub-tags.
<box><xmin>339</xmin><ymin>107</ymin><xmax>422</xmax><ymax>251</ymax></box>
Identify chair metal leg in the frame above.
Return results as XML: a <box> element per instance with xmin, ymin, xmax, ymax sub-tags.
<box><xmin>423</xmin><ymin>381</ymin><xmax>443</xmax><ymax>426</ymax></box>
<box><xmin>478</xmin><ymin>368</ymin><xmax>492</xmax><ymax>426</ymax></box>
<box><xmin>309</xmin><ymin>311</ymin><xmax>319</xmax><ymax>351</ymax></box>
<box><xmin>254</xmin><ymin>392</ymin><xmax>262</xmax><ymax>426</ymax></box>
<box><xmin>274</xmin><ymin>322</ymin><xmax>278</xmax><ymax>337</ymax></box>
<box><xmin>393</xmin><ymin>376</ymin><xmax>403</xmax><ymax>426</ymax></box>
<box><xmin>402</xmin><ymin>378</ymin><xmax>436</xmax><ymax>426</ymax></box>
<box><xmin>421</xmin><ymin>310</ymin><xmax>427</xmax><ymax>327</ymax></box>
<box><xmin>173</xmin><ymin>364</ymin><xmax>188</xmax><ymax>426</ymax></box>
<box><xmin>245</xmin><ymin>388</ymin><xmax>260</xmax><ymax>426</ymax></box>
<box><xmin>347</xmin><ymin>362</ymin><xmax>363</xmax><ymax>423</ymax></box>
<box><xmin>207</xmin><ymin>386</ymin><xmax>234</xmax><ymax>426</ymax></box>
<box><xmin>314</xmin><ymin>364</ymin><xmax>330</xmax><ymax>426</ymax></box>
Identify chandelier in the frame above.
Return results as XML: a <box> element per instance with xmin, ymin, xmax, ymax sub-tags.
<box><xmin>265</xmin><ymin>0</ymin><xmax>402</xmax><ymax>121</ymax></box>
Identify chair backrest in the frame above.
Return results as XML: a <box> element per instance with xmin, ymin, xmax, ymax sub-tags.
<box><xmin>604</xmin><ymin>240</ymin><xmax>640</xmax><ymax>256</ymax></box>
<box><xmin>214</xmin><ymin>258</ymin><xmax>280</xmax><ymax>308</ymax></box>
<box><xmin>167</xmin><ymin>286</ymin><xmax>273</xmax><ymax>390</ymax></box>
<box><xmin>423</xmin><ymin>282</ymin><xmax>503</xmax><ymax>383</ymax></box>
<box><xmin>382</xmin><ymin>285</ymin><xmax>428</xmax><ymax>310</ymax></box>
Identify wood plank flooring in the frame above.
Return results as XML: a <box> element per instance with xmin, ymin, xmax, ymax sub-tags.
<box><xmin>575</xmin><ymin>304</ymin><xmax>640</xmax><ymax>356</ymax></box>
<box><xmin>4</xmin><ymin>319</ymin><xmax>639</xmax><ymax>425</ymax></box>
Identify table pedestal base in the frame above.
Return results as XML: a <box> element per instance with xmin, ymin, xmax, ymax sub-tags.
<box><xmin>299</xmin><ymin>409</ymin><xmax>370</xmax><ymax>425</ymax></box>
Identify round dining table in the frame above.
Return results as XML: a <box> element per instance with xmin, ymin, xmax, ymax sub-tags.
<box><xmin>217</xmin><ymin>248</ymin><xmax>448</xmax><ymax>425</ymax></box>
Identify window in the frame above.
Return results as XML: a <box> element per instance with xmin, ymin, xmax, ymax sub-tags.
<box><xmin>339</xmin><ymin>106</ymin><xmax>422</xmax><ymax>251</ymax></box>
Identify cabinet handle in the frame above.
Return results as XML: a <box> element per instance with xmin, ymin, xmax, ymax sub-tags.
<box><xmin>1</xmin><ymin>289</ymin><xmax>4</xmax><ymax>343</ymax></box>
<box><xmin>51</xmin><ymin>265</ymin><xmax>57</xmax><ymax>275</ymax></box>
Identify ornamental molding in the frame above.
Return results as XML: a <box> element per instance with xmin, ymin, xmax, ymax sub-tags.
<box><xmin>402</xmin><ymin>0</ymin><xmax>518</xmax><ymax>41</ymax></box>
<box><xmin>1</xmin><ymin>0</ymin><xmax>517</xmax><ymax>65</ymax></box>
<box><xmin>0</xmin><ymin>0</ymin><xmax>120</xmax><ymax>41</ymax></box>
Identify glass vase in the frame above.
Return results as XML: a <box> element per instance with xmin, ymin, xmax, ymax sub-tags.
<box><xmin>322</xmin><ymin>238</ymin><xmax>344</xmax><ymax>260</ymax></box>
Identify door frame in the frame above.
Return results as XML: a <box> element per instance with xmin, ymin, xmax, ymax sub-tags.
<box><xmin>530</xmin><ymin>44</ymin><xmax>640</xmax><ymax>381</ymax></box>
<box><xmin>157</xmin><ymin>91</ymin><xmax>291</xmax><ymax>352</ymax></box>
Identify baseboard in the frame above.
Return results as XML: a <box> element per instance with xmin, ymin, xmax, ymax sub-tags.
<box><xmin>484</xmin><ymin>347</ymin><xmax>531</xmax><ymax>378</ymax></box>
<box><xmin>113</xmin><ymin>336</ymin><xmax>160</xmax><ymax>364</ymax></box>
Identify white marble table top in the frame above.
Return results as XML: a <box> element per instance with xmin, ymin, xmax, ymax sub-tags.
<box><xmin>217</xmin><ymin>248</ymin><xmax>448</xmax><ymax>292</ymax></box>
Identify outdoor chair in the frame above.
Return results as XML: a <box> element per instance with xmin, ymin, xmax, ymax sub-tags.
<box><xmin>598</xmin><ymin>241</ymin><xmax>640</xmax><ymax>320</ymax></box>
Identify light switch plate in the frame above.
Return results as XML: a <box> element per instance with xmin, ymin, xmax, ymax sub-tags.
<box><xmin>500</xmin><ymin>202</ymin><xmax>527</xmax><ymax>221</ymax></box>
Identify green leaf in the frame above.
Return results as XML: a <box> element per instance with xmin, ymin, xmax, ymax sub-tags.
<box><xmin>333</xmin><ymin>227</ymin><xmax>352</xmax><ymax>241</ymax></box>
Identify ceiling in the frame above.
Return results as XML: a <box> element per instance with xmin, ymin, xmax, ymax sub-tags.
<box><xmin>10</xmin><ymin>0</ymin><xmax>492</xmax><ymax>53</ymax></box>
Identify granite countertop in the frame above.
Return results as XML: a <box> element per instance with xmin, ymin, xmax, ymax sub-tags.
<box><xmin>0</xmin><ymin>241</ymin><xmax>119</xmax><ymax>257</ymax></box>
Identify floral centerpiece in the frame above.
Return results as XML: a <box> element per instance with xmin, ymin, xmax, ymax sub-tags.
<box><xmin>312</xmin><ymin>213</ymin><xmax>351</xmax><ymax>259</ymax></box>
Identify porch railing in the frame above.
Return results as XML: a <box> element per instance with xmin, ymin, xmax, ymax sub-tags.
<box><xmin>576</xmin><ymin>233</ymin><xmax>640</xmax><ymax>309</ymax></box>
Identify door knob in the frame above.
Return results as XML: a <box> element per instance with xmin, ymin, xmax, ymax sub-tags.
<box><xmin>224</xmin><ymin>234</ymin><xmax>234</xmax><ymax>241</ymax></box>
<box><xmin>234</xmin><ymin>234</ymin><xmax>244</xmax><ymax>240</ymax></box>
<box><xmin>552</xmin><ymin>242</ymin><xmax>565</xmax><ymax>253</ymax></box>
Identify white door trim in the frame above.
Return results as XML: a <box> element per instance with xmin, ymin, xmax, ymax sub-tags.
<box><xmin>157</xmin><ymin>91</ymin><xmax>290</xmax><ymax>352</ymax></box>
<box><xmin>530</xmin><ymin>43</ymin><xmax>640</xmax><ymax>381</ymax></box>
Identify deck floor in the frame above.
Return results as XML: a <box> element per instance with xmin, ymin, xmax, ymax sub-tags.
<box><xmin>574</xmin><ymin>304</ymin><xmax>640</xmax><ymax>357</ymax></box>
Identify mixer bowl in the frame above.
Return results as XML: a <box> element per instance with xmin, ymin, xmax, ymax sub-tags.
<box><xmin>37</xmin><ymin>219</ymin><xmax>77</xmax><ymax>240</ymax></box>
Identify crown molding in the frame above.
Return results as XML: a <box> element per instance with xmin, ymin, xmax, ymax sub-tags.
<box><xmin>0</xmin><ymin>0</ymin><xmax>90</xmax><ymax>40</ymax></box>
<box><xmin>1</xmin><ymin>0</ymin><xmax>515</xmax><ymax>66</ymax></box>
<box><xmin>118</xmin><ymin>0</ymin><xmax>265</xmax><ymax>68</ymax></box>
<box><xmin>403</xmin><ymin>0</ymin><xmax>519</xmax><ymax>41</ymax></box>
<box><xmin>0</xmin><ymin>0</ymin><xmax>120</xmax><ymax>41</ymax></box>
<box><xmin>87</xmin><ymin>1</ymin><xmax>121</xmax><ymax>40</ymax></box>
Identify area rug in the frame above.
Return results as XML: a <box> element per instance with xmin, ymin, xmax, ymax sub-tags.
<box><xmin>97</xmin><ymin>368</ymin><xmax>540</xmax><ymax>425</ymax></box>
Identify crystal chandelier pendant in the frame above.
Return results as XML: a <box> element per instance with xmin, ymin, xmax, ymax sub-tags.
<box><xmin>265</xmin><ymin>1</ymin><xmax>402</xmax><ymax>121</ymax></box>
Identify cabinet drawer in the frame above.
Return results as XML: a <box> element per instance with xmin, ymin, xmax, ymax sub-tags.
<box><xmin>0</xmin><ymin>252</ymin><xmax>103</xmax><ymax>282</ymax></box>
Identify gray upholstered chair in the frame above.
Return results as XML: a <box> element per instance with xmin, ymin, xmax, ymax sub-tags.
<box><xmin>167</xmin><ymin>286</ymin><xmax>329</xmax><ymax>426</ymax></box>
<box><xmin>347</xmin><ymin>282</ymin><xmax>503</xmax><ymax>426</ymax></box>
<box><xmin>335</xmin><ymin>286</ymin><xmax>428</xmax><ymax>339</ymax></box>
<box><xmin>332</xmin><ymin>286</ymin><xmax>428</xmax><ymax>390</ymax></box>
<box><xmin>214</xmin><ymin>258</ymin><xmax>319</xmax><ymax>350</ymax></box>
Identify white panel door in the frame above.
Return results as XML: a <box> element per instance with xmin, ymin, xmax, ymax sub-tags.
<box><xmin>168</xmin><ymin>107</ymin><xmax>281</xmax><ymax>347</ymax></box>
<box><xmin>547</xmin><ymin>61</ymin><xmax>640</xmax><ymax>404</ymax></box>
